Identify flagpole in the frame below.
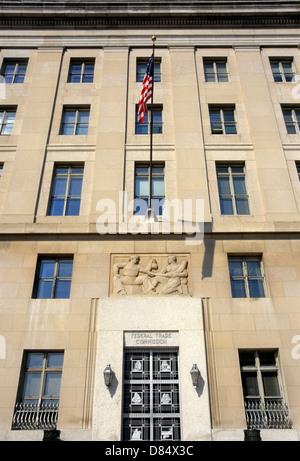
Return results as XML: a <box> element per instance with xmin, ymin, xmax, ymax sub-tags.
<box><xmin>149</xmin><ymin>36</ymin><xmax>156</xmax><ymax>210</ymax></box>
<box><xmin>148</xmin><ymin>35</ymin><xmax>156</xmax><ymax>219</ymax></box>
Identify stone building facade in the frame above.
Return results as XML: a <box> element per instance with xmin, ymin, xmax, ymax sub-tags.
<box><xmin>0</xmin><ymin>0</ymin><xmax>300</xmax><ymax>441</ymax></box>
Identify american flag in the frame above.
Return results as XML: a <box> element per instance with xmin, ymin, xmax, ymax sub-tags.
<box><xmin>138</xmin><ymin>54</ymin><xmax>154</xmax><ymax>124</ymax></box>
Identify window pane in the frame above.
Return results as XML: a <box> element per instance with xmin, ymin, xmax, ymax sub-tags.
<box><xmin>61</xmin><ymin>124</ymin><xmax>75</xmax><ymax>135</ymax></box>
<box><xmin>63</xmin><ymin>111</ymin><xmax>76</xmax><ymax>123</ymax></box>
<box><xmin>233</xmin><ymin>176</ymin><xmax>247</xmax><ymax>195</ymax></box>
<box><xmin>76</xmin><ymin>124</ymin><xmax>89</xmax><ymax>135</ymax></box>
<box><xmin>262</xmin><ymin>371</ymin><xmax>281</xmax><ymax>397</ymax></box>
<box><xmin>136</xmin><ymin>177</ymin><xmax>149</xmax><ymax>196</ymax></box>
<box><xmin>40</xmin><ymin>260</ymin><xmax>55</xmax><ymax>278</ymax></box>
<box><xmin>229</xmin><ymin>260</ymin><xmax>243</xmax><ymax>277</ymax></box>
<box><xmin>134</xmin><ymin>198</ymin><xmax>148</xmax><ymax>215</ymax></box>
<box><xmin>271</xmin><ymin>62</ymin><xmax>282</xmax><ymax>82</ymax></box>
<box><xmin>71</xmin><ymin>166</ymin><xmax>84</xmax><ymax>175</ymax></box>
<box><xmin>27</xmin><ymin>353</ymin><xmax>44</xmax><ymax>368</ymax></box>
<box><xmin>53</xmin><ymin>177</ymin><xmax>67</xmax><ymax>196</ymax></box>
<box><xmin>210</xmin><ymin>110</ymin><xmax>221</xmax><ymax>123</ymax></box>
<box><xmin>69</xmin><ymin>177</ymin><xmax>82</xmax><ymax>196</ymax></box>
<box><xmin>66</xmin><ymin>197</ymin><xmax>81</xmax><ymax>215</ymax></box>
<box><xmin>70</xmin><ymin>63</ymin><xmax>82</xmax><ymax>74</ymax></box>
<box><xmin>223</xmin><ymin>110</ymin><xmax>235</xmax><ymax>122</ymax></box>
<box><xmin>57</xmin><ymin>260</ymin><xmax>73</xmax><ymax>278</ymax></box>
<box><xmin>249</xmin><ymin>279</ymin><xmax>265</xmax><ymax>298</ymax></box>
<box><xmin>37</xmin><ymin>280</ymin><xmax>53</xmax><ymax>299</ymax></box>
<box><xmin>50</xmin><ymin>198</ymin><xmax>65</xmax><ymax>216</ymax></box>
<box><xmin>23</xmin><ymin>372</ymin><xmax>41</xmax><ymax>398</ymax></box>
<box><xmin>220</xmin><ymin>197</ymin><xmax>234</xmax><ymax>215</ymax></box>
<box><xmin>152</xmin><ymin>177</ymin><xmax>164</xmax><ymax>196</ymax></box>
<box><xmin>77</xmin><ymin>111</ymin><xmax>90</xmax><ymax>124</ymax></box>
<box><xmin>204</xmin><ymin>62</ymin><xmax>215</xmax><ymax>82</ymax></box>
<box><xmin>152</xmin><ymin>198</ymin><xmax>164</xmax><ymax>216</ymax></box>
<box><xmin>55</xmin><ymin>279</ymin><xmax>71</xmax><ymax>298</ymax></box>
<box><xmin>217</xmin><ymin>176</ymin><xmax>231</xmax><ymax>195</ymax></box>
<box><xmin>239</xmin><ymin>351</ymin><xmax>256</xmax><ymax>367</ymax></box>
<box><xmin>47</xmin><ymin>353</ymin><xmax>64</xmax><ymax>368</ymax></box>
<box><xmin>235</xmin><ymin>197</ymin><xmax>250</xmax><ymax>215</ymax></box>
<box><xmin>82</xmin><ymin>74</ymin><xmax>94</xmax><ymax>83</ymax></box>
<box><xmin>69</xmin><ymin>74</ymin><xmax>81</xmax><ymax>83</ymax></box>
<box><xmin>246</xmin><ymin>260</ymin><xmax>262</xmax><ymax>277</ymax></box>
<box><xmin>242</xmin><ymin>372</ymin><xmax>259</xmax><ymax>397</ymax></box>
<box><xmin>231</xmin><ymin>279</ymin><xmax>246</xmax><ymax>298</ymax></box>
<box><xmin>14</xmin><ymin>74</ymin><xmax>25</xmax><ymax>84</ymax></box>
<box><xmin>44</xmin><ymin>372</ymin><xmax>62</xmax><ymax>397</ymax></box>
<box><xmin>259</xmin><ymin>352</ymin><xmax>276</xmax><ymax>367</ymax></box>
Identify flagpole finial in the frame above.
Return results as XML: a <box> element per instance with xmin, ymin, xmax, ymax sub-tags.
<box><xmin>152</xmin><ymin>36</ymin><xmax>156</xmax><ymax>42</ymax></box>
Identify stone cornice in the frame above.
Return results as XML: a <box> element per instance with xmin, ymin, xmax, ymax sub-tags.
<box><xmin>0</xmin><ymin>0</ymin><xmax>299</xmax><ymax>28</ymax></box>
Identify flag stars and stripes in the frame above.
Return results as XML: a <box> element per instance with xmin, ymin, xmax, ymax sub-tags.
<box><xmin>138</xmin><ymin>54</ymin><xmax>154</xmax><ymax>124</ymax></box>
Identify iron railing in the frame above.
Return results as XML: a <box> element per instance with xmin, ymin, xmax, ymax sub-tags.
<box><xmin>245</xmin><ymin>400</ymin><xmax>292</xmax><ymax>430</ymax></box>
<box><xmin>12</xmin><ymin>401</ymin><xmax>59</xmax><ymax>430</ymax></box>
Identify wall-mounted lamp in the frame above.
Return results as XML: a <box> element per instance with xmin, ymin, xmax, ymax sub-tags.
<box><xmin>103</xmin><ymin>364</ymin><xmax>114</xmax><ymax>388</ymax></box>
<box><xmin>190</xmin><ymin>364</ymin><xmax>201</xmax><ymax>387</ymax></box>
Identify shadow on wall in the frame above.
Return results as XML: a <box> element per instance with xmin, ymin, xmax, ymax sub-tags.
<box><xmin>202</xmin><ymin>238</ymin><xmax>216</xmax><ymax>280</ymax></box>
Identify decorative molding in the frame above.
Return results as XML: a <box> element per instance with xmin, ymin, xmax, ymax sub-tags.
<box><xmin>0</xmin><ymin>16</ymin><xmax>300</xmax><ymax>29</ymax></box>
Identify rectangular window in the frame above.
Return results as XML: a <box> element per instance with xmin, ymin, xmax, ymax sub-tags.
<box><xmin>204</xmin><ymin>59</ymin><xmax>228</xmax><ymax>82</ymax></box>
<box><xmin>60</xmin><ymin>107</ymin><xmax>90</xmax><ymax>135</ymax></box>
<box><xmin>135</xmin><ymin>163</ymin><xmax>165</xmax><ymax>216</ymax></box>
<box><xmin>12</xmin><ymin>351</ymin><xmax>64</xmax><ymax>430</ymax></box>
<box><xmin>0</xmin><ymin>108</ymin><xmax>16</xmax><ymax>135</ymax></box>
<box><xmin>33</xmin><ymin>256</ymin><xmax>73</xmax><ymax>299</ymax></box>
<box><xmin>136</xmin><ymin>105</ymin><xmax>163</xmax><ymax>135</ymax></box>
<box><xmin>282</xmin><ymin>107</ymin><xmax>300</xmax><ymax>134</ymax></box>
<box><xmin>136</xmin><ymin>58</ymin><xmax>161</xmax><ymax>82</ymax></box>
<box><xmin>216</xmin><ymin>163</ymin><xmax>250</xmax><ymax>215</ymax></box>
<box><xmin>122</xmin><ymin>350</ymin><xmax>181</xmax><ymax>441</ymax></box>
<box><xmin>270</xmin><ymin>59</ymin><xmax>295</xmax><ymax>82</ymax></box>
<box><xmin>48</xmin><ymin>164</ymin><xmax>84</xmax><ymax>216</ymax></box>
<box><xmin>239</xmin><ymin>350</ymin><xmax>291</xmax><ymax>429</ymax></box>
<box><xmin>296</xmin><ymin>162</ymin><xmax>300</xmax><ymax>180</ymax></box>
<box><xmin>228</xmin><ymin>256</ymin><xmax>265</xmax><ymax>298</ymax></box>
<box><xmin>1</xmin><ymin>59</ymin><xmax>28</xmax><ymax>83</ymax></box>
<box><xmin>68</xmin><ymin>59</ymin><xmax>95</xmax><ymax>83</ymax></box>
<box><xmin>209</xmin><ymin>106</ymin><xmax>237</xmax><ymax>134</ymax></box>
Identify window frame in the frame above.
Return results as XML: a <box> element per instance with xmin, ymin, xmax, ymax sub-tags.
<box><xmin>203</xmin><ymin>58</ymin><xmax>228</xmax><ymax>82</ymax></box>
<box><xmin>32</xmin><ymin>256</ymin><xmax>74</xmax><ymax>299</ymax></box>
<box><xmin>270</xmin><ymin>58</ymin><xmax>295</xmax><ymax>83</ymax></box>
<box><xmin>1</xmin><ymin>59</ymin><xmax>28</xmax><ymax>83</ymax></box>
<box><xmin>134</xmin><ymin>162</ymin><xmax>165</xmax><ymax>216</ymax></box>
<box><xmin>216</xmin><ymin>163</ymin><xmax>250</xmax><ymax>215</ymax></box>
<box><xmin>17</xmin><ymin>351</ymin><xmax>64</xmax><ymax>406</ymax></box>
<box><xmin>135</xmin><ymin>105</ymin><xmax>163</xmax><ymax>135</ymax></box>
<box><xmin>136</xmin><ymin>57</ymin><xmax>161</xmax><ymax>83</ymax></box>
<box><xmin>239</xmin><ymin>350</ymin><xmax>284</xmax><ymax>404</ymax></box>
<box><xmin>209</xmin><ymin>106</ymin><xmax>237</xmax><ymax>135</ymax></box>
<box><xmin>282</xmin><ymin>107</ymin><xmax>300</xmax><ymax>134</ymax></box>
<box><xmin>68</xmin><ymin>59</ymin><xmax>95</xmax><ymax>83</ymax></box>
<box><xmin>0</xmin><ymin>108</ymin><xmax>16</xmax><ymax>135</ymax></box>
<box><xmin>48</xmin><ymin>164</ymin><xmax>84</xmax><ymax>216</ymax></box>
<box><xmin>60</xmin><ymin>106</ymin><xmax>90</xmax><ymax>135</ymax></box>
<box><xmin>228</xmin><ymin>255</ymin><xmax>266</xmax><ymax>298</ymax></box>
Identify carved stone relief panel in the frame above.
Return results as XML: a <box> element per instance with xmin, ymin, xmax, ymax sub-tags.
<box><xmin>110</xmin><ymin>254</ymin><xmax>190</xmax><ymax>296</ymax></box>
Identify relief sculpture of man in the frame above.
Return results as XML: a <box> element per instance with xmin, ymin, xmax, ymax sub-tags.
<box><xmin>151</xmin><ymin>255</ymin><xmax>188</xmax><ymax>295</ymax></box>
<box><xmin>113</xmin><ymin>255</ymin><xmax>158</xmax><ymax>295</ymax></box>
